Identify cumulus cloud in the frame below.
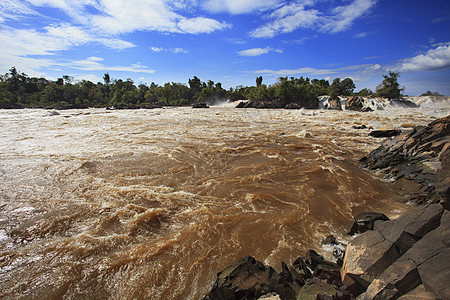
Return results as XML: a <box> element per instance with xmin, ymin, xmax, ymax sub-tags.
<box><xmin>237</xmin><ymin>47</ymin><xmax>282</xmax><ymax>56</ymax></box>
<box><xmin>394</xmin><ymin>44</ymin><xmax>450</xmax><ymax>72</ymax></box>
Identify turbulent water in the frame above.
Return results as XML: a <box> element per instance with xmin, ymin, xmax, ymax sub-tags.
<box><xmin>0</xmin><ymin>105</ymin><xmax>448</xmax><ymax>299</ymax></box>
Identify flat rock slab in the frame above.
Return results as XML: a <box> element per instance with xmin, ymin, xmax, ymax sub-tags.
<box><xmin>341</xmin><ymin>204</ymin><xmax>444</xmax><ymax>295</ymax></box>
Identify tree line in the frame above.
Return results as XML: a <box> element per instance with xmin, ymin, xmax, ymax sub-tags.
<box><xmin>0</xmin><ymin>67</ymin><xmax>424</xmax><ymax>109</ymax></box>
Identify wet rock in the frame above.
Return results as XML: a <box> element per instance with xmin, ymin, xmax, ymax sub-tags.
<box><xmin>347</xmin><ymin>212</ymin><xmax>390</xmax><ymax>235</ymax></box>
<box><xmin>235</xmin><ymin>101</ymin><xmax>247</xmax><ymax>108</ymax></box>
<box><xmin>369</xmin><ymin>130</ymin><xmax>402</xmax><ymax>138</ymax></box>
<box><xmin>285</xmin><ymin>102</ymin><xmax>302</xmax><ymax>109</ymax></box>
<box><xmin>361</xmin><ymin>115</ymin><xmax>450</xmax><ymax>204</ymax></box>
<box><xmin>353</xmin><ymin>125</ymin><xmax>367</xmax><ymax>129</ymax></box>
<box><xmin>328</xmin><ymin>97</ymin><xmax>342</xmax><ymax>110</ymax></box>
<box><xmin>321</xmin><ymin>235</ymin><xmax>347</xmax><ymax>263</ymax></box>
<box><xmin>345</xmin><ymin>96</ymin><xmax>364</xmax><ymax>111</ymax></box>
<box><xmin>203</xmin><ymin>256</ymin><xmax>296</xmax><ymax>300</ymax></box>
<box><xmin>192</xmin><ymin>102</ymin><xmax>209</xmax><ymax>108</ymax></box>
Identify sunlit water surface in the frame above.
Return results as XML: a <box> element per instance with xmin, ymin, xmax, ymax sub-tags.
<box><xmin>0</xmin><ymin>106</ymin><xmax>448</xmax><ymax>299</ymax></box>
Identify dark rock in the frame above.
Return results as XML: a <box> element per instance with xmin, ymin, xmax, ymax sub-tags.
<box><xmin>391</xmin><ymin>98</ymin><xmax>419</xmax><ymax>108</ymax></box>
<box><xmin>369</xmin><ymin>130</ymin><xmax>402</xmax><ymax>138</ymax></box>
<box><xmin>285</xmin><ymin>103</ymin><xmax>301</xmax><ymax>109</ymax></box>
<box><xmin>362</xmin><ymin>107</ymin><xmax>374</xmax><ymax>112</ymax></box>
<box><xmin>192</xmin><ymin>102</ymin><xmax>209</xmax><ymax>108</ymax></box>
<box><xmin>235</xmin><ymin>101</ymin><xmax>247</xmax><ymax>108</ymax></box>
<box><xmin>435</xmin><ymin>146</ymin><xmax>450</xmax><ymax>203</ymax></box>
<box><xmin>347</xmin><ymin>212</ymin><xmax>389</xmax><ymax>235</ymax></box>
<box><xmin>296</xmin><ymin>280</ymin><xmax>351</xmax><ymax>300</ymax></box>
<box><xmin>204</xmin><ymin>256</ymin><xmax>296</xmax><ymax>300</ymax></box>
<box><xmin>361</xmin><ymin>115</ymin><xmax>450</xmax><ymax>204</ymax></box>
<box><xmin>292</xmin><ymin>257</ymin><xmax>312</xmax><ymax>278</ymax></box>
<box><xmin>328</xmin><ymin>97</ymin><xmax>342</xmax><ymax>110</ymax></box>
<box><xmin>353</xmin><ymin>125</ymin><xmax>367</xmax><ymax>129</ymax></box>
<box><xmin>345</xmin><ymin>96</ymin><xmax>364</xmax><ymax>111</ymax></box>
<box><xmin>304</xmin><ymin>250</ymin><xmax>337</xmax><ymax>271</ymax></box>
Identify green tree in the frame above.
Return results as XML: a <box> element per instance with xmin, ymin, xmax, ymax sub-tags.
<box><xmin>256</xmin><ymin>76</ymin><xmax>263</xmax><ymax>87</ymax></box>
<box><xmin>420</xmin><ymin>91</ymin><xmax>443</xmax><ymax>97</ymax></box>
<box><xmin>376</xmin><ymin>71</ymin><xmax>404</xmax><ymax>100</ymax></box>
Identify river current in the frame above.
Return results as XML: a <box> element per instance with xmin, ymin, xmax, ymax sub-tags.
<box><xmin>0</xmin><ymin>105</ymin><xmax>448</xmax><ymax>299</ymax></box>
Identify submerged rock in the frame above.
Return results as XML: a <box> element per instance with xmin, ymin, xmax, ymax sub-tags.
<box><xmin>192</xmin><ymin>102</ymin><xmax>209</xmax><ymax>108</ymax></box>
<box><xmin>369</xmin><ymin>129</ymin><xmax>402</xmax><ymax>138</ymax></box>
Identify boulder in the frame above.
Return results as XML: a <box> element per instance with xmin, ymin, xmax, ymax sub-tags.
<box><xmin>357</xmin><ymin>208</ymin><xmax>450</xmax><ymax>299</ymax></box>
<box><xmin>345</xmin><ymin>96</ymin><xmax>364</xmax><ymax>111</ymax></box>
<box><xmin>369</xmin><ymin>130</ymin><xmax>402</xmax><ymax>138</ymax></box>
<box><xmin>347</xmin><ymin>212</ymin><xmax>390</xmax><ymax>235</ymax></box>
<box><xmin>192</xmin><ymin>102</ymin><xmax>209</xmax><ymax>108</ymax></box>
<box><xmin>328</xmin><ymin>97</ymin><xmax>342</xmax><ymax>110</ymax></box>
<box><xmin>203</xmin><ymin>256</ymin><xmax>296</xmax><ymax>300</ymax></box>
<box><xmin>285</xmin><ymin>103</ymin><xmax>302</xmax><ymax>109</ymax></box>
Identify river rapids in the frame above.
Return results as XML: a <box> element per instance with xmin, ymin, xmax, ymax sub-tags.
<box><xmin>0</xmin><ymin>105</ymin><xmax>448</xmax><ymax>299</ymax></box>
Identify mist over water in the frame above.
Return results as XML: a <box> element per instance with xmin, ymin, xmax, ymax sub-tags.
<box><xmin>0</xmin><ymin>106</ymin><xmax>448</xmax><ymax>299</ymax></box>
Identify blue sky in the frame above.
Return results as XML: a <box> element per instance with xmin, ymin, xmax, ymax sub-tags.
<box><xmin>1</xmin><ymin>0</ymin><xmax>449</xmax><ymax>96</ymax></box>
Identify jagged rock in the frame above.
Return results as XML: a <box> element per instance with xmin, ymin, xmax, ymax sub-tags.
<box><xmin>435</xmin><ymin>146</ymin><xmax>450</xmax><ymax>203</ymax></box>
<box><xmin>347</xmin><ymin>212</ymin><xmax>390</xmax><ymax>235</ymax></box>
<box><xmin>328</xmin><ymin>97</ymin><xmax>342</xmax><ymax>110</ymax></box>
<box><xmin>397</xmin><ymin>284</ymin><xmax>437</xmax><ymax>299</ymax></box>
<box><xmin>192</xmin><ymin>102</ymin><xmax>209</xmax><ymax>108</ymax></box>
<box><xmin>361</xmin><ymin>115</ymin><xmax>450</xmax><ymax>204</ymax></box>
<box><xmin>369</xmin><ymin>130</ymin><xmax>402</xmax><ymax>138</ymax></box>
<box><xmin>342</xmin><ymin>204</ymin><xmax>445</xmax><ymax>298</ymax></box>
<box><xmin>345</xmin><ymin>96</ymin><xmax>364</xmax><ymax>111</ymax></box>
<box><xmin>296</xmin><ymin>280</ymin><xmax>351</xmax><ymax>300</ymax></box>
<box><xmin>358</xmin><ymin>258</ymin><xmax>421</xmax><ymax>299</ymax></box>
<box><xmin>203</xmin><ymin>256</ymin><xmax>296</xmax><ymax>300</ymax></box>
<box><xmin>358</xmin><ymin>208</ymin><xmax>449</xmax><ymax>299</ymax></box>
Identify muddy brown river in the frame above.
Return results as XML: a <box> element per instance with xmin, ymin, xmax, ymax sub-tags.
<box><xmin>0</xmin><ymin>105</ymin><xmax>447</xmax><ymax>299</ymax></box>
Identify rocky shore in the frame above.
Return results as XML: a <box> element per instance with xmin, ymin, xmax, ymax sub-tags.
<box><xmin>203</xmin><ymin>115</ymin><xmax>449</xmax><ymax>299</ymax></box>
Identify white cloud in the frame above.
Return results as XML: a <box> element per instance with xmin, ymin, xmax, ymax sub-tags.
<box><xmin>150</xmin><ymin>47</ymin><xmax>188</xmax><ymax>54</ymax></box>
<box><xmin>177</xmin><ymin>17</ymin><xmax>230</xmax><ymax>34</ymax></box>
<box><xmin>247</xmin><ymin>64</ymin><xmax>379</xmax><ymax>77</ymax></box>
<box><xmin>321</xmin><ymin>0</ymin><xmax>378</xmax><ymax>33</ymax></box>
<box><xmin>61</xmin><ymin>57</ymin><xmax>156</xmax><ymax>73</ymax></box>
<box><xmin>237</xmin><ymin>47</ymin><xmax>282</xmax><ymax>56</ymax></box>
<box><xmin>249</xmin><ymin>3</ymin><xmax>318</xmax><ymax>38</ymax></box>
<box><xmin>202</xmin><ymin>0</ymin><xmax>280</xmax><ymax>14</ymax></box>
<box><xmin>394</xmin><ymin>43</ymin><xmax>450</xmax><ymax>72</ymax></box>
<box><xmin>0</xmin><ymin>0</ymin><xmax>39</xmax><ymax>21</ymax></box>
<box><xmin>250</xmin><ymin>0</ymin><xmax>377</xmax><ymax>38</ymax></box>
